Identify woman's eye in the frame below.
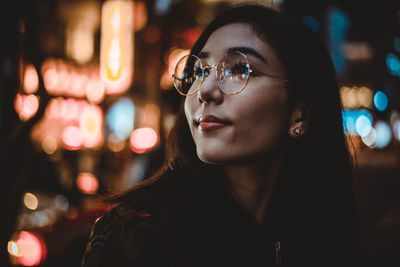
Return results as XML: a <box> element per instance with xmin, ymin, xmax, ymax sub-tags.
<box><xmin>231</xmin><ymin>63</ymin><xmax>249</xmax><ymax>76</ymax></box>
<box><xmin>193</xmin><ymin>67</ymin><xmax>203</xmax><ymax>78</ymax></box>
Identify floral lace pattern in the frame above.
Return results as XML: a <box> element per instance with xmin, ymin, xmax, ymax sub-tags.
<box><xmin>81</xmin><ymin>205</ymin><xmax>177</xmax><ymax>267</ymax></box>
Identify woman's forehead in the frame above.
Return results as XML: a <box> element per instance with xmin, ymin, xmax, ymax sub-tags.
<box><xmin>201</xmin><ymin>23</ymin><xmax>265</xmax><ymax>52</ymax></box>
<box><xmin>199</xmin><ymin>23</ymin><xmax>282</xmax><ymax>69</ymax></box>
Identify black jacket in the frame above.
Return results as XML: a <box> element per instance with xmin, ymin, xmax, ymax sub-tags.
<box><xmin>82</xmin><ymin>168</ymin><xmax>360</xmax><ymax>267</ymax></box>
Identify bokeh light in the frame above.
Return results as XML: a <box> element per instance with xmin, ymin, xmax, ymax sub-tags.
<box><xmin>54</xmin><ymin>194</ymin><xmax>69</xmax><ymax>212</ymax></box>
<box><xmin>393</xmin><ymin>120</ymin><xmax>400</xmax><ymax>141</ymax></box>
<box><xmin>76</xmin><ymin>172</ymin><xmax>99</xmax><ymax>194</ymax></box>
<box><xmin>80</xmin><ymin>105</ymin><xmax>104</xmax><ymax>148</ymax></box>
<box><xmin>66</xmin><ymin>22</ymin><xmax>96</xmax><ymax>64</ymax></box>
<box><xmin>301</xmin><ymin>16</ymin><xmax>319</xmax><ymax>32</ymax></box>
<box><xmin>71</xmin><ymin>73</ymin><xmax>88</xmax><ymax>97</ymax></box>
<box><xmin>62</xmin><ymin>125</ymin><xmax>84</xmax><ymax>150</ymax></box>
<box><xmin>62</xmin><ymin>98</ymin><xmax>80</xmax><ymax>121</ymax></box>
<box><xmin>142</xmin><ymin>24</ymin><xmax>162</xmax><ymax>43</ymax></box>
<box><xmin>374</xmin><ymin>121</ymin><xmax>392</xmax><ymax>148</ymax></box>
<box><xmin>386</xmin><ymin>53</ymin><xmax>400</xmax><ymax>77</ymax></box>
<box><xmin>14</xmin><ymin>94</ymin><xmax>40</xmax><ymax>121</ymax></box>
<box><xmin>355</xmin><ymin>115</ymin><xmax>373</xmax><ymax>137</ymax></box>
<box><xmin>327</xmin><ymin>7</ymin><xmax>348</xmax><ymax>74</ymax></box>
<box><xmin>42</xmin><ymin>136</ymin><xmax>58</xmax><ymax>155</ymax></box>
<box><xmin>45</xmin><ymin>98</ymin><xmax>61</xmax><ymax>119</ymax></box>
<box><xmin>100</xmin><ymin>0</ymin><xmax>134</xmax><ymax>94</ymax></box>
<box><xmin>373</xmin><ymin>91</ymin><xmax>389</xmax><ymax>112</ymax></box>
<box><xmin>361</xmin><ymin>128</ymin><xmax>376</xmax><ymax>148</ymax></box>
<box><xmin>340</xmin><ymin>86</ymin><xmax>373</xmax><ymax>109</ymax></box>
<box><xmin>8</xmin><ymin>231</ymin><xmax>47</xmax><ymax>266</ymax></box>
<box><xmin>107</xmin><ymin>132</ymin><xmax>126</xmax><ymax>152</ymax></box>
<box><xmin>23</xmin><ymin>64</ymin><xmax>39</xmax><ymax>94</ymax></box>
<box><xmin>23</xmin><ymin>193</ymin><xmax>38</xmax><ymax>211</ymax></box>
<box><xmin>142</xmin><ymin>103</ymin><xmax>160</xmax><ymax>129</ymax></box>
<box><xmin>106</xmin><ymin>97</ymin><xmax>135</xmax><ymax>139</ymax></box>
<box><xmin>160</xmin><ymin>48</ymin><xmax>190</xmax><ymax>89</ymax></box>
<box><xmin>155</xmin><ymin>0</ymin><xmax>170</xmax><ymax>15</ymax></box>
<box><xmin>42</xmin><ymin>59</ymin><xmax>59</xmax><ymax>93</ymax></box>
<box><xmin>86</xmin><ymin>79</ymin><xmax>105</xmax><ymax>104</ymax></box>
<box><xmin>129</xmin><ymin>127</ymin><xmax>158</xmax><ymax>153</ymax></box>
<box><xmin>342</xmin><ymin>109</ymin><xmax>373</xmax><ymax>135</ymax></box>
<box><xmin>134</xmin><ymin>1</ymin><xmax>148</xmax><ymax>31</ymax></box>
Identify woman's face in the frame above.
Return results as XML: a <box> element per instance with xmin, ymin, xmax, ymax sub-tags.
<box><xmin>184</xmin><ymin>23</ymin><xmax>291</xmax><ymax>164</ymax></box>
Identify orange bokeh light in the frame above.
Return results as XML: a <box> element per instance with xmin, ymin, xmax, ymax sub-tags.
<box><xmin>42</xmin><ymin>60</ymin><xmax>59</xmax><ymax>93</ymax></box>
<box><xmin>23</xmin><ymin>64</ymin><xmax>39</xmax><ymax>94</ymax></box>
<box><xmin>76</xmin><ymin>172</ymin><xmax>99</xmax><ymax>194</ymax></box>
<box><xmin>86</xmin><ymin>79</ymin><xmax>105</xmax><ymax>104</ymax></box>
<box><xmin>14</xmin><ymin>94</ymin><xmax>39</xmax><ymax>121</ymax></box>
<box><xmin>100</xmin><ymin>1</ymin><xmax>134</xmax><ymax>95</ymax></box>
<box><xmin>133</xmin><ymin>1</ymin><xmax>148</xmax><ymax>32</ymax></box>
<box><xmin>129</xmin><ymin>127</ymin><xmax>158</xmax><ymax>153</ymax></box>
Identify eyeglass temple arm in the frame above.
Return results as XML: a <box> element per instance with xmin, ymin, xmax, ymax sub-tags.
<box><xmin>250</xmin><ymin>69</ymin><xmax>290</xmax><ymax>83</ymax></box>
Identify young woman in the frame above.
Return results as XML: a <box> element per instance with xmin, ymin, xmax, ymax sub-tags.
<box><xmin>82</xmin><ymin>4</ymin><xmax>360</xmax><ymax>267</ymax></box>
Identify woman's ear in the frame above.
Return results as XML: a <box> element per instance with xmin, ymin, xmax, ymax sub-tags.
<box><xmin>288</xmin><ymin>102</ymin><xmax>309</xmax><ymax>138</ymax></box>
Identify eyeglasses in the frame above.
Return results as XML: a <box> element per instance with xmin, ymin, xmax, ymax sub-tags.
<box><xmin>172</xmin><ymin>50</ymin><xmax>289</xmax><ymax>96</ymax></box>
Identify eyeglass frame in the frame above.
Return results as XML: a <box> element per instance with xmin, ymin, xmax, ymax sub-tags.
<box><xmin>171</xmin><ymin>51</ymin><xmax>290</xmax><ymax>96</ymax></box>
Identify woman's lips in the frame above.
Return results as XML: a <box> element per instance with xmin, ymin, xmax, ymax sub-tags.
<box><xmin>197</xmin><ymin>115</ymin><xmax>231</xmax><ymax>131</ymax></box>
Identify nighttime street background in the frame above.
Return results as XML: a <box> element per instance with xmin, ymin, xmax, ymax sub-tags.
<box><xmin>1</xmin><ymin>0</ymin><xmax>400</xmax><ymax>266</ymax></box>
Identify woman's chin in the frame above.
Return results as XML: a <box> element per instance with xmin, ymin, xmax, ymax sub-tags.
<box><xmin>197</xmin><ymin>151</ymin><xmax>225</xmax><ymax>165</ymax></box>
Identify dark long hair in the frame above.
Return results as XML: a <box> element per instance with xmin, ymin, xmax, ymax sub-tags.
<box><xmin>114</xmin><ymin>4</ymin><xmax>359</xmax><ymax>265</ymax></box>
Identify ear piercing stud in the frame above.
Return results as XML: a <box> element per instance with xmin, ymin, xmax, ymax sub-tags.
<box><xmin>293</xmin><ymin>127</ymin><xmax>301</xmax><ymax>136</ymax></box>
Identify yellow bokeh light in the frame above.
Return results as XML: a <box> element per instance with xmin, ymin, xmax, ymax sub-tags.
<box><xmin>42</xmin><ymin>136</ymin><xmax>58</xmax><ymax>155</ymax></box>
<box><xmin>340</xmin><ymin>86</ymin><xmax>374</xmax><ymax>109</ymax></box>
<box><xmin>100</xmin><ymin>0</ymin><xmax>134</xmax><ymax>94</ymax></box>
<box><xmin>24</xmin><ymin>193</ymin><xmax>38</xmax><ymax>210</ymax></box>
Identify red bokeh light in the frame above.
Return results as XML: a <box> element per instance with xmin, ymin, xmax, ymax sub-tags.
<box><xmin>129</xmin><ymin>127</ymin><xmax>158</xmax><ymax>153</ymax></box>
<box><xmin>14</xmin><ymin>231</ymin><xmax>47</xmax><ymax>266</ymax></box>
<box><xmin>76</xmin><ymin>172</ymin><xmax>99</xmax><ymax>194</ymax></box>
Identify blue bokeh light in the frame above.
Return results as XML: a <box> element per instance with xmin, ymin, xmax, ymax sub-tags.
<box><xmin>342</xmin><ymin>109</ymin><xmax>373</xmax><ymax>135</ymax></box>
<box><xmin>301</xmin><ymin>16</ymin><xmax>319</xmax><ymax>32</ymax></box>
<box><xmin>355</xmin><ymin>115</ymin><xmax>372</xmax><ymax>137</ymax></box>
<box><xmin>155</xmin><ymin>0</ymin><xmax>171</xmax><ymax>15</ymax></box>
<box><xmin>374</xmin><ymin>121</ymin><xmax>392</xmax><ymax>148</ymax></box>
<box><xmin>106</xmin><ymin>97</ymin><xmax>135</xmax><ymax>139</ymax></box>
<box><xmin>327</xmin><ymin>8</ymin><xmax>349</xmax><ymax>74</ymax></box>
<box><xmin>373</xmin><ymin>91</ymin><xmax>389</xmax><ymax>112</ymax></box>
<box><xmin>386</xmin><ymin>53</ymin><xmax>400</xmax><ymax>77</ymax></box>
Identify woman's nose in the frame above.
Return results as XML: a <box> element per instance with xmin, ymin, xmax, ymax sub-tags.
<box><xmin>197</xmin><ymin>67</ymin><xmax>223</xmax><ymax>104</ymax></box>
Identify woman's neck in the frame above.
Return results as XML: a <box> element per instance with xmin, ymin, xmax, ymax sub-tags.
<box><xmin>223</xmin><ymin>154</ymin><xmax>283</xmax><ymax>224</ymax></box>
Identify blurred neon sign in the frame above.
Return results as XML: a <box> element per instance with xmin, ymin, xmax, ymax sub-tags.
<box><xmin>100</xmin><ymin>1</ymin><xmax>134</xmax><ymax>94</ymax></box>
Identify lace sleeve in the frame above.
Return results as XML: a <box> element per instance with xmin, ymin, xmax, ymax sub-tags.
<box><xmin>81</xmin><ymin>206</ymin><xmax>172</xmax><ymax>267</ymax></box>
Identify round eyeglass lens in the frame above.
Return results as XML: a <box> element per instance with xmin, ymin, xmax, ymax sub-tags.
<box><xmin>173</xmin><ymin>55</ymin><xmax>203</xmax><ymax>95</ymax></box>
<box><xmin>217</xmin><ymin>51</ymin><xmax>250</xmax><ymax>94</ymax></box>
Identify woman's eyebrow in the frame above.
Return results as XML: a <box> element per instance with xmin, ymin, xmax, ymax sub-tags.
<box><xmin>226</xmin><ymin>47</ymin><xmax>268</xmax><ymax>63</ymax></box>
